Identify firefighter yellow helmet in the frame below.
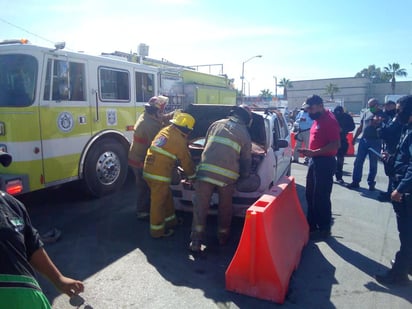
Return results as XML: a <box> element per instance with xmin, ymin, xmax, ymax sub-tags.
<box><xmin>170</xmin><ymin>112</ymin><xmax>195</xmax><ymax>130</ymax></box>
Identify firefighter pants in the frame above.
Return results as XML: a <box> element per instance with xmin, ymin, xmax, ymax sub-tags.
<box><xmin>191</xmin><ymin>180</ymin><xmax>234</xmax><ymax>242</ymax></box>
<box><xmin>132</xmin><ymin>167</ymin><xmax>150</xmax><ymax>214</ymax></box>
<box><xmin>145</xmin><ymin>179</ymin><xmax>177</xmax><ymax>238</ymax></box>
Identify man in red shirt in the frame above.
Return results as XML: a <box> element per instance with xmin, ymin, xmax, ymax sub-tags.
<box><xmin>298</xmin><ymin>95</ymin><xmax>340</xmax><ymax>240</ymax></box>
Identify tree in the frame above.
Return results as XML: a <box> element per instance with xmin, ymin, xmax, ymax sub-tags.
<box><xmin>277</xmin><ymin>78</ymin><xmax>293</xmax><ymax>99</ymax></box>
<box><xmin>354</xmin><ymin>65</ymin><xmax>390</xmax><ymax>83</ymax></box>
<box><xmin>259</xmin><ymin>89</ymin><xmax>273</xmax><ymax>100</ymax></box>
<box><xmin>383</xmin><ymin>63</ymin><xmax>408</xmax><ymax>94</ymax></box>
<box><xmin>325</xmin><ymin>83</ymin><xmax>340</xmax><ymax>100</ymax></box>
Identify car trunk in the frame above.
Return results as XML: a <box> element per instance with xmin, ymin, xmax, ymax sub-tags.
<box><xmin>184</xmin><ymin>104</ymin><xmax>267</xmax><ymax>174</ymax></box>
<box><xmin>185</xmin><ymin>104</ymin><xmax>266</xmax><ymax>146</ymax></box>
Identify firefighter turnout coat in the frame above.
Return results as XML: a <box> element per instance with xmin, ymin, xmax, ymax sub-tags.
<box><xmin>143</xmin><ymin>124</ymin><xmax>196</xmax><ymax>237</ymax></box>
<box><xmin>196</xmin><ymin>117</ymin><xmax>252</xmax><ymax>187</ymax></box>
<box><xmin>128</xmin><ymin>111</ymin><xmax>163</xmax><ymax>169</ymax></box>
<box><xmin>143</xmin><ymin>125</ymin><xmax>196</xmax><ymax>183</ymax></box>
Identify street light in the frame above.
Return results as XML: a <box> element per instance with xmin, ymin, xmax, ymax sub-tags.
<box><xmin>241</xmin><ymin>55</ymin><xmax>262</xmax><ymax>103</ymax></box>
<box><xmin>244</xmin><ymin>79</ymin><xmax>251</xmax><ymax>97</ymax></box>
<box><xmin>273</xmin><ymin>76</ymin><xmax>278</xmax><ymax>98</ymax></box>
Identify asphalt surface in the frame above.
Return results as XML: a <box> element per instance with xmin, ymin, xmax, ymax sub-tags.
<box><xmin>21</xmin><ymin>154</ymin><xmax>412</xmax><ymax>308</ymax></box>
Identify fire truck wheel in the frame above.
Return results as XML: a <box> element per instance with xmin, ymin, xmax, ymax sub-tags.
<box><xmin>83</xmin><ymin>138</ymin><xmax>128</xmax><ymax>197</ymax></box>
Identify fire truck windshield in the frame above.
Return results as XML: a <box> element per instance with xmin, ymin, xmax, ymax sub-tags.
<box><xmin>0</xmin><ymin>54</ymin><xmax>37</xmax><ymax>107</ymax></box>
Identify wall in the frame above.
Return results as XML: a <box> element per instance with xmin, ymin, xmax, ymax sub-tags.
<box><xmin>287</xmin><ymin>78</ymin><xmax>412</xmax><ymax>114</ymax></box>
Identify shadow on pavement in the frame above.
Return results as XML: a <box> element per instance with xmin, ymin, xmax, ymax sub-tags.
<box><xmin>287</xmin><ymin>243</ymin><xmax>337</xmax><ymax>309</ymax></box>
<box><xmin>135</xmin><ymin>180</ymin><xmax>335</xmax><ymax>308</ymax></box>
<box><xmin>136</xmin><ymin>211</ymin><xmax>338</xmax><ymax>308</ymax></box>
<box><xmin>20</xmin><ymin>174</ymin><xmax>338</xmax><ymax>308</ymax></box>
<box><xmin>326</xmin><ymin>237</ymin><xmax>412</xmax><ymax>304</ymax></box>
<box><xmin>135</xmin><ymin>212</ymin><xmax>284</xmax><ymax>307</ymax></box>
<box><xmin>19</xmin><ymin>176</ymin><xmax>141</xmax><ymax>304</ymax></box>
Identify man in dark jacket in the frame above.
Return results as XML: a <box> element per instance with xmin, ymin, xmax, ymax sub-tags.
<box><xmin>333</xmin><ymin>106</ymin><xmax>355</xmax><ymax>184</ymax></box>
<box><xmin>375</xmin><ymin>95</ymin><xmax>412</xmax><ymax>286</ymax></box>
<box><xmin>377</xmin><ymin>100</ymin><xmax>403</xmax><ymax>201</ymax></box>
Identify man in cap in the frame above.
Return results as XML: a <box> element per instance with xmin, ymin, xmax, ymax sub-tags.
<box><xmin>128</xmin><ymin>95</ymin><xmax>172</xmax><ymax>220</ymax></box>
<box><xmin>189</xmin><ymin>105</ymin><xmax>252</xmax><ymax>252</ymax></box>
<box><xmin>0</xmin><ymin>151</ymin><xmax>84</xmax><ymax>308</ymax></box>
<box><xmin>377</xmin><ymin>100</ymin><xmax>403</xmax><ymax>201</ymax></box>
<box><xmin>143</xmin><ymin>113</ymin><xmax>196</xmax><ymax>238</ymax></box>
<box><xmin>298</xmin><ymin>95</ymin><xmax>340</xmax><ymax>240</ymax></box>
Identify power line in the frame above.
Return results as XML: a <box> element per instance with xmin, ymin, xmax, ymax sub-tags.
<box><xmin>0</xmin><ymin>17</ymin><xmax>55</xmax><ymax>45</ymax></box>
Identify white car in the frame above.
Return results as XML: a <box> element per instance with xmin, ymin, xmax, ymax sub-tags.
<box><xmin>171</xmin><ymin>104</ymin><xmax>293</xmax><ymax>217</ymax></box>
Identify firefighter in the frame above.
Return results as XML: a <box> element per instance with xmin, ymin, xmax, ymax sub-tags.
<box><xmin>143</xmin><ymin>113</ymin><xmax>196</xmax><ymax>238</ymax></box>
<box><xmin>128</xmin><ymin>95</ymin><xmax>171</xmax><ymax>220</ymax></box>
<box><xmin>189</xmin><ymin>105</ymin><xmax>252</xmax><ymax>252</ymax></box>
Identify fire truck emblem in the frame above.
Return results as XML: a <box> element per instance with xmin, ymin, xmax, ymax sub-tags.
<box><xmin>106</xmin><ymin>109</ymin><xmax>117</xmax><ymax>126</ymax></box>
<box><xmin>57</xmin><ymin>112</ymin><xmax>74</xmax><ymax>132</ymax></box>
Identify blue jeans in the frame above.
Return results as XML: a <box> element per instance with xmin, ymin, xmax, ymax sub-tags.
<box><xmin>352</xmin><ymin>138</ymin><xmax>381</xmax><ymax>186</ymax></box>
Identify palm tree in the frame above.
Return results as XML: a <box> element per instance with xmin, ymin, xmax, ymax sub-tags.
<box><xmin>259</xmin><ymin>89</ymin><xmax>273</xmax><ymax>100</ymax></box>
<box><xmin>383</xmin><ymin>63</ymin><xmax>407</xmax><ymax>94</ymax></box>
<box><xmin>325</xmin><ymin>83</ymin><xmax>340</xmax><ymax>100</ymax></box>
<box><xmin>277</xmin><ymin>78</ymin><xmax>293</xmax><ymax>99</ymax></box>
<box><xmin>354</xmin><ymin>65</ymin><xmax>390</xmax><ymax>83</ymax></box>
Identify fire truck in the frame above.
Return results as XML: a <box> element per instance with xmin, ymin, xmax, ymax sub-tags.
<box><xmin>0</xmin><ymin>39</ymin><xmax>236</xmax><ymax>196</ymax></box>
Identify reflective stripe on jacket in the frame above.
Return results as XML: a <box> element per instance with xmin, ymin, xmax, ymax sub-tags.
<box><xmin>143</xmin><ymin>125</ymin><xmax>195</xmax><ymax>183</ymax></box>
<box><xmin>196</xmin><ymin>117</ymin><xmax>252</xmax><ymax>186</ymax></box>
<box><xmin>128</xmin><ymin>111</ymin><xmax>163</xmax><ymax>168</ymax></box>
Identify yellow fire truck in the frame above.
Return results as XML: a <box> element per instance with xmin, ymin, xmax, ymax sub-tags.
<box><xmin>0</xmin><ymin>39</ymin><xmax>236</xmax><ymax>196</ymax></box>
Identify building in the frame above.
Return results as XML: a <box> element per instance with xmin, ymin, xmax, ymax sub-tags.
<box><xmin>287</xmin><ymin>77</ymin><xmax>412</xmax><ymax>113</ymax></box>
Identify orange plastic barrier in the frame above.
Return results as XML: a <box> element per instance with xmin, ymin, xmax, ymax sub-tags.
<box><xmin>290</xmin><ymin>132</ymin><xmax>297</xmax><ymax>149</ymax></box>
<box><xmin>225</xmin><ymin>176</ymin><xmax>309</xmax><ymax>303</ymax></box>
<box><xmin>346</xmin><ymin>132</ymin><xmax>355</xmax><ymax>156</ymax></box>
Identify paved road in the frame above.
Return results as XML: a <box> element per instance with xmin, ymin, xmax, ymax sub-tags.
<box><xmin>21</xmin><ymin>155</ymin><xmax>412</xmax><ymax>308</ymax></box>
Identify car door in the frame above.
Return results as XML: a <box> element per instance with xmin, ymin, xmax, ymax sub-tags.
<box><xmin>272</xmin><ymin>115</ymin><xmax>291</xmax><ymax>179</ymax></box>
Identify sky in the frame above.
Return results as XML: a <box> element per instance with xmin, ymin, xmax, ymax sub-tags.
<box><xmin>1</xmin><ymin>0</ymin><xmax>412</xmax><ymax>95</ymax></box>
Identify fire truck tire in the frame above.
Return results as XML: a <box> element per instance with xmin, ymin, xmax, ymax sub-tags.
<box><xmin>83</xmin><ymin>138</ymin><xmax>128</xmax><ymax>197</ymax></box>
